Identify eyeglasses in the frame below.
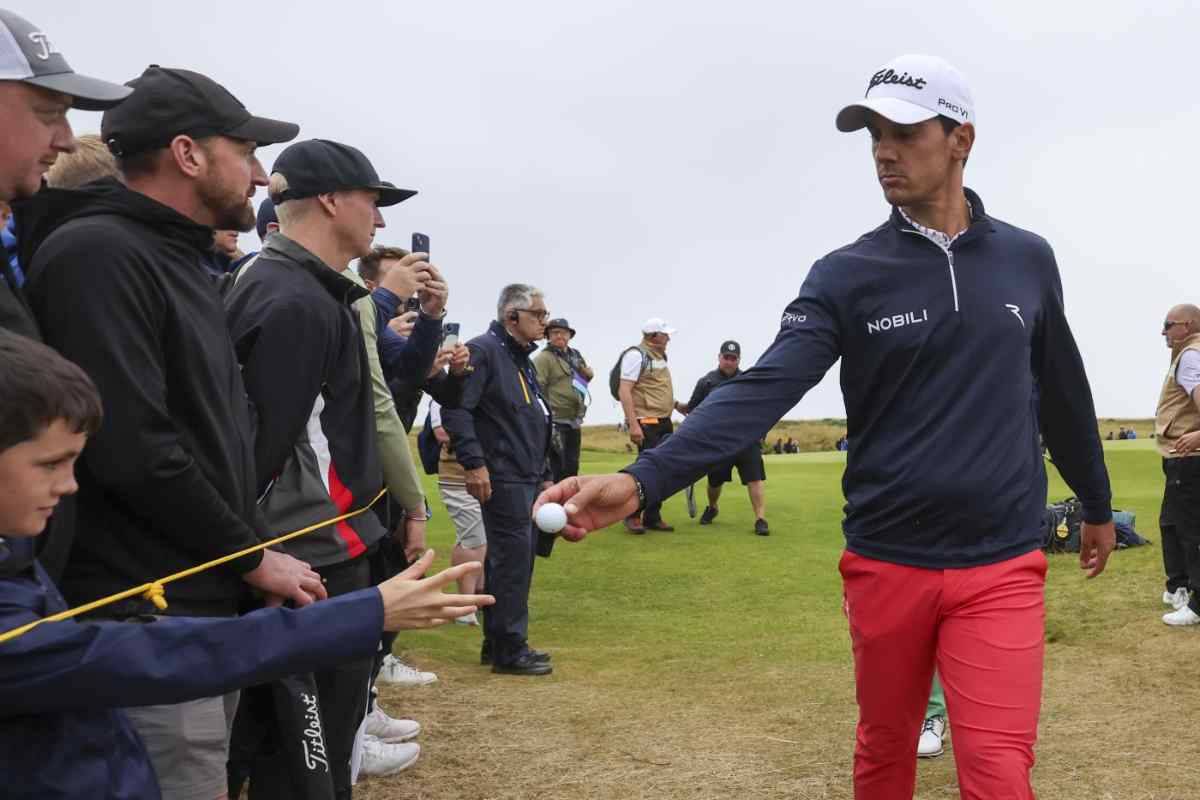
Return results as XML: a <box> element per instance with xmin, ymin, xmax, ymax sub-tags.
<box><xmin>1164</xmin><ymin>320</ymin><xmax>1186</xmax><ymax>332</ymax></box>
<box><xmin>515</xmin><ymin>308</ymin><xmax>550</xmax><ymax>322</ymax></box>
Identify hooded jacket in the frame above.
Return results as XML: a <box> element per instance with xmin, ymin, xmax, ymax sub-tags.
<box><xmin>441</xmin><ymin>321</ymin><xmax>553</xmax><ymax>484</ymax></box>
<box><xmin>22</xmin><ymin>180</ymin><xmax>265</xmax><ymax>617</ymax></box>
<box><xmin>627</xmin><ymin>189</ymin><xmax>1112</xmax><ymax>569</ymax></box>
<box><xmin>0</xmin><ymin>540</ymin><xmax>382</xmax><ymax>800</ymax></box>
<box><xmin>225</xmin><ymin>234</ymin><xmax>387</xmax><ymax>567</ymax></box>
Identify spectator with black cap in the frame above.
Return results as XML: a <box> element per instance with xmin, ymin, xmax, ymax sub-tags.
<box><xmin>677</xmin><ymin>340</ymin><xmax>769</xmax><ymax>535</ymax></box>
<box><xmin>21</xmin><ymin>64</ymin><xmax>318</xmax><ymax>800</ymax></box>
<box><xmin>224</xmin><ymin>138</ymin><xmax>430</xmax><ymax>789</ymax></box>
<box><xmin>534</xmin><ymin>317</ymin><xmax>593</xmax><ymax>481</ymax></box>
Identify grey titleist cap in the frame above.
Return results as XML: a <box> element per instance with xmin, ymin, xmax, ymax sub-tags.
<box><xmin>0</xmin><ymin>9</ymin><xmax>131</xmax><ymax>110</ymax></box>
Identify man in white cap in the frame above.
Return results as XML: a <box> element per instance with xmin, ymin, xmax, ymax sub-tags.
<box><xmin>538</xmin><ymin>54</ymin><xmax>1115</xmax><ymax>799</ymax></box>
<box><xmin>616</xmin><ymin>317</ymin><xmax>679</xmax><ymax>533</ymax></box>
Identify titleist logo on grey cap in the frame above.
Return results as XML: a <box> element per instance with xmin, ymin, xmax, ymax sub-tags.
<box><xmin>26</xmin><ymin>30</ymin><xmax>57</xmax><ymax>60</ymax></box>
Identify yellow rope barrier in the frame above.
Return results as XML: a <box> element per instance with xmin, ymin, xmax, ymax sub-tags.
<box><xmin>0</xmin><ymin>488</ymin><xmax>388</xmax><ymax>645</ymax></box>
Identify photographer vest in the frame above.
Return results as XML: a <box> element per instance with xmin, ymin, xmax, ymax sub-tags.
<box><xmin>1155</xmin><ymin>332</ymin><xmax>1200</xmax><ymax>457</ymax></box>
<box><xmin>632</xmin><ymin>343</ymin><xmax>674</xmax><ymax>419</ymax></box>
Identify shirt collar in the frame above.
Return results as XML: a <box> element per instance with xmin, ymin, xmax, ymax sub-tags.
<box><xmin>897</xmin><ymin>199</ymin><xmax>974</xmax><ymax>249</ymax></box>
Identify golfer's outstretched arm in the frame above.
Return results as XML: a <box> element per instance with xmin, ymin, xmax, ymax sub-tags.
<box><xmin>538</xmin><ymin>263</ymin><xmax>843</xmax><ymax>535</ymax></box>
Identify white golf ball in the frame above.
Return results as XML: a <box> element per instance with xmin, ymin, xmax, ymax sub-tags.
<box><xmin>535</xmin><ymin>502</ymin><xmax>567</xmax><ymax>534</ymax></box>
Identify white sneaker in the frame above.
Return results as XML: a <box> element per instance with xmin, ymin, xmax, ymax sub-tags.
<box><xmin>359</xmin><ymin>738</ymin><xmax>420</xmax><ymax>777</ymax></box>
<box><xmin>377</xmin><ymin>654</ymin><xmax>438</xmax><ymax>687</ymax></box>
<box><xmin>917</xmin><ymin>715</ymin><xmax>946</xmax><ymax>758</ymax></box>
<box><xmin>1163</xmin><ymin>587</ymin><xmax>1190</xmax><ymax>610</ymax></box>
<box><xmin>1163</xmin><ymin>605</ymin><xmax>1200</xmax><ymax>626</ymax></box>
<box><xmin>364</xmin><ymin>707</ymin><xmax>420</xmax><ymax>742</ymax></box>
<box><xmin>455</xmin><ymin>611</ymin><xmax>479</xmax><ymax>626</ymax></box>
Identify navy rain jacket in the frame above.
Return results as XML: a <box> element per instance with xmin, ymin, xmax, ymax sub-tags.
<box><xmin>626</xmin><ymin>189</ymin><xmax>1112</xmax><ymax>569</ymax></box>
<box><xmin>442</xmin><ymin>321</ymin><xmax>553</xmax><ymax>485</ymax></box>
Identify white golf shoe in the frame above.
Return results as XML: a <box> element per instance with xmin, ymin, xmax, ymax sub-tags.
<box><xmin>917</xmin><ymin>715</ymin><xmax>946</xmax><ymax>758</ymax></box>
<box><xmin>1163</xmin><ymin>605</ymin><xmax>1200</xmax><ymax>626</ymax></box>
<box><xmin>364</xmin><ymin>707</ymin><xmax>420</xmax><ymax>742</ymax></box>
<box><xmin>1163</xmin><ymin>587</ymin><xmax>1190</xmax><ymax>610</ymax></box>
<box><xmin>377</xmin><ymin>654</ymin><xmax>437</xmax><ymax>687</ymax></box>
<box><xmin>359</xmin><ymin>738</ymin><xmax>420</xmax><ymax>777</ymax></box>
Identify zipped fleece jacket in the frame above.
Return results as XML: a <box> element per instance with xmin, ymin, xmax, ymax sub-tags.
<box><xmin>627</xmin><ymin>189</ymin><xmax>1112</xmax><ymax>569</ymax></box>
<box><xmin>0</xmin><ymin>538</ymin><xmax>382</xmax><ymax>800</ymax></box>
<box><xmin>225</xmin><ymin>234</ymin><xmax>387</xmax><ymax>567</ymax></box>
<box><xmin>21</xmin><ymin>180</ymin><xmax>265</xmax><ymax>616</ymax></box>
<box><xmin>441</xmin><ymin>321</ymin><xmax>553</xmax><ymax>485</ymax></box>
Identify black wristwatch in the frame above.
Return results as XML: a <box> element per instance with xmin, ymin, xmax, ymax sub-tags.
<box><xmin>619</xmin><ymin>469</ymin><xmax>647</xmax><ymax>513</ymax></box>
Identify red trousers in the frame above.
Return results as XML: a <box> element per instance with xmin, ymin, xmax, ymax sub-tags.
<box><xmin>840</xmin><ymin>548</ymin><xmax>1047</xmax><ymax>800</ymax></box>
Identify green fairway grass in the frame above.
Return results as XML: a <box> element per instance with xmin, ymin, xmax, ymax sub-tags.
<box><xmin>366</xmin><ymin>437</ymin><xmax>1197</xmax><ymax>800</ymax></box>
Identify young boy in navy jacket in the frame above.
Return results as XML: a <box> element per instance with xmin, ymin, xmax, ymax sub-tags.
<box><xmin>0</xmin><ymin>330</ymin><xmax>490</xmax><ymax>800</ymax></box>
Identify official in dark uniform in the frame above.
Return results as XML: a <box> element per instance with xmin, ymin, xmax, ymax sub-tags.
<box><xmin>676</xmin><ymin>340</ymin><xmax>769</xmax><ymax>534</ymax></box>
<box><xmin>442</xmin><ymin>284</ymin><xmax>554</xmax><ymax>675</ymax></box>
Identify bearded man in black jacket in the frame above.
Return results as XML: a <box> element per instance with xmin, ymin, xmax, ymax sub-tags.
<box><xmin>22</xmin><ymin>66</ymin><xmax>325</xmax><ymax>800</ymax></box>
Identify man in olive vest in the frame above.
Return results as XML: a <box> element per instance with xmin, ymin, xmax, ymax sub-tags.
<box><xmin>1157</xmin><ymin>303</ymin><xmax>1200</xmax><ymax>626</ymax></box>
<box><xmin>617</xmin><ymin>318</ymin><xmax>679</xmax><ymax>533</ymax></box>
<box><xmin>534</xmin><ymin>318</ymin><xmax>593</xmax><ymax>482</ymax></box>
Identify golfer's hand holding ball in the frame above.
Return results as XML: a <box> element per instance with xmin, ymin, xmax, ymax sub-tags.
<box><xmin>535</xmin><ymin>502</ymin><xmax>567</xmax><ymax>534</ymax></box>
<box><xmin>533</xmin><ymin>475</ymin><xmax>642</xmax><ymax>541</ymax></box>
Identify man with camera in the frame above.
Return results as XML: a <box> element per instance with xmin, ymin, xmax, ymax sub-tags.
<box><xmin>534</xmin><ymin>317</ymin><xmax>593</xmax><ymax>482</ymax></box>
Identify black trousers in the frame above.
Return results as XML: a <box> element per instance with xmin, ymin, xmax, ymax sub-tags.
<box><xmin>481</xmin><ymin>481</ymin><xmax>538</xmax><ymax>666</ymax></box>
<box><xmin>636</xmin><ymin>419</ymin><xmax>673</xmax><ymax>526</ymax></box>
<box><xmin>1161</xmin><ymin>456</ymin><xmax>1200</xmax><ymax>610</ymax></box>
<box><xmin>228</xmin><ymin>552</ymin><xmax>374</xmax><ymax>800</ymax></box>
<box><xmin>551</xmin><ymin>423</ymin><xmax>582</xmax><ymax>481</ymax></box>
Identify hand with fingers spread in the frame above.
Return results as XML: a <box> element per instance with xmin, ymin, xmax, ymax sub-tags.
<box><xmin>243</xmin><ymin>549</ymin><xmax>328</xmax><ymax>607</ymax></box>
<box><xmin>1078</xmin><ymin>520</ymin><xmax>1116</xmax><ymax>578</ymax></box>
<box><xmin>417</xmin><ymin>262</ymin><xmax>448</xmax><ymax>317</ymax></box>
<box><xmin>388</xmin><ymin>310</ymin><xmax>418</xmax><ymax>339</ymax></box>
<box><xmin>377</xmin><ymin>550</ymin><xmax>494</xmax><ymax>630</ymax></box>
<box><xmin>533</xmin><ymin>474</ymin><xmax>641</xmax><ymax>542</ymax></box>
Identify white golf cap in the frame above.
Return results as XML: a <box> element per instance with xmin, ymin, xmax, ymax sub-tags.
<box><xmin>836</xmin><ymin>54</ymin><xmax>973</xmax><ymax>133</ymax></box>
<box><xmin>642</xmin><ymin>317</ymin><xmax>677</xmax><ymax>335</ymax></box>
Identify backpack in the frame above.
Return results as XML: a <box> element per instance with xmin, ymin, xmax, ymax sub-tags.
<box><xmin>1041</xmin><ymin>497</ymin><xmax>1083</xmax><ymax>553</ymax></box>
<box><xmin>608</xmin><ymin>345</ymin><xmax>650</xmax><ymax>401</ymax></box>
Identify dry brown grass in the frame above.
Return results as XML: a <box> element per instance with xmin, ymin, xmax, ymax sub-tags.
<box><xmin>361</xmin><ymin>621</ymin><xmax>1200</xmax><ymax>800</ymax></box>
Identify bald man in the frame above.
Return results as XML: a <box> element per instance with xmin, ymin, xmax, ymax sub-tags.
<box><xmin>1157</xmin><ymin>304</ymin><xmax>1200</xmax><ymax>625</ymax></box>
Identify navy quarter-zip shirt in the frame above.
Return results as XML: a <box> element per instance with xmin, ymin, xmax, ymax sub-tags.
<box><xmin>627</xmin><ymin>189</ymin><xmax>1111</xmax><ymax>569</ymax></box>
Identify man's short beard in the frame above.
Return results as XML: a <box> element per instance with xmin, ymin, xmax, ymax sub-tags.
<box><xmin>198</xmin><ymin>174</ymin><xmax>255</xmax><ymax>232</ymax></box>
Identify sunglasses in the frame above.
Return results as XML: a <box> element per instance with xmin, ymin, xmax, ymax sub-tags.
<box><xmin>1164</xmin><ymin>320</ymin><xmax>1186</xmax><ymax>332</ymax></box>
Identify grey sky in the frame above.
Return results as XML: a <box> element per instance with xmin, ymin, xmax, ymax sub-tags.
<box><xmin>27</xmin><ymin>0</ymin><xmax>1194</xmax><ymax>424</ymax></box>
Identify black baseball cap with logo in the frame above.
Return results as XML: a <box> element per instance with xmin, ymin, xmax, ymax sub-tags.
<box><xmin>100</xmin><ymin>65</ymin><xmax>299</xmax><ymax>157</ymax></box>
<box><xmin>0</xmin><ymin>9</ymin><xmax>131</xmax><ymax>110</ymax></box>
<box><xmin>270</xmin><ymin>139</ymin><xmax>416</xmax><ymax>207</ymax></box>
<box><xmin>720</xmin><ymin>340</ymin><xmax>741</xmax><ymax>357</ymax></box>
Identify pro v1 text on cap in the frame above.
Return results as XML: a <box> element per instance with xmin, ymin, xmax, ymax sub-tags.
<box><xmin>836</xmin><ymin>54</ymin><xmax>973</xmax><ymax>133</ymax></box>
